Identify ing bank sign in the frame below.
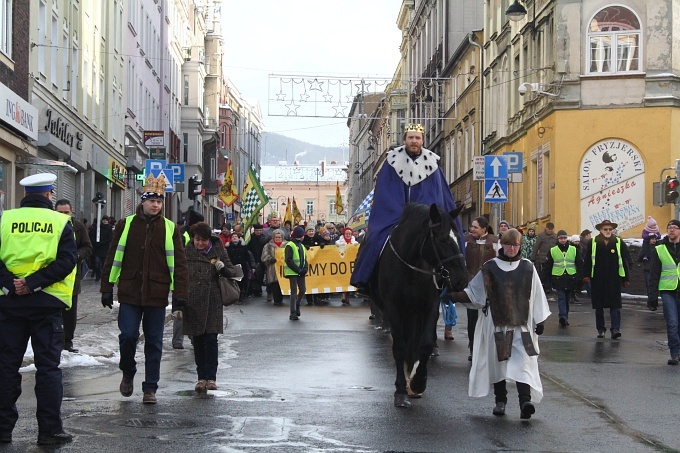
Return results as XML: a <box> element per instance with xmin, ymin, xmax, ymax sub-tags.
<box><xmin>580</xmin><ymin>138</ymin><xmax>645</xmax><ymax>234</ymax></box>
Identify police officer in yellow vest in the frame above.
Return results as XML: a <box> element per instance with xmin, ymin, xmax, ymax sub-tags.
<box><xmin>284</xmin><ymin>226</ymin><xmax>308</xmax><ymax>320</ymax></box>
<box><xmin>582</xmin><ymin>220</ymin><xmax>630</xmax><ymax>339</ymax></box>
<box><xmin>100</xmin><ymin>173</ymin><xmax>188</xmax><ymax>405</ymax></box>
<box><xmin>647</xmin><ymin>219</ymin><xmax>680</xmax><ymax>365</ymax></box>
<box><xmin>546</xmin><ymin>230</ymin><xmax>582</xmax><ymax>328</ymax></box>
<box><xmin>0</xmin><ymin>173</ymin><xmax>77</xmax><ymax>446</ymax></box>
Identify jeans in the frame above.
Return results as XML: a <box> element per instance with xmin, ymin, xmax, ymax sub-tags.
<box><xmin>661</xmin><ymin>292</ymin><xmax>680</xmax><ymax>355</ymax></box>
<box><xmin>193</xmin><ymin>333</ymin><xmax>218</xmax><ymax>381</ymax></box>
<box><xmin>288</xmin><ymin>276</ymin><xmax>306</xmax><ymax>314</ymax></box>
<box><xmin>93</xmin><ymin>255</ymin><xmax>104</xmax><ymax>281</ymax></box>
<box><xmin>172</xmin><ymin>315</ymin><xmax>183</xmax><ymax>347</ymax></box>
<box><xmin>595</xmin><ymin>307</ymin><xmax>621</xmax><ymax>332</ymax></box>
<box><xmin>556</xmin><ymin>289</ymin><xmax>571</xmax><ymax>319</ymax></box>
<box><xmin>117</xmin><ymin>304</ymin><xmax>166</xmax><ymax>393</ymax></box>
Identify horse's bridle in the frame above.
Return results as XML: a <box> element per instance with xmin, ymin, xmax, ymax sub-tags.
<box><xmin>387</xmin><ymin>221</ymin><xmax>464</xmax><ymax>290</ymax></box>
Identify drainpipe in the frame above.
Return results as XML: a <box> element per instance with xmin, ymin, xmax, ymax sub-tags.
<box><xmin>468</xmin><ymin>32</ymin><xmax>484</xmax><ymax>219</ymax></box>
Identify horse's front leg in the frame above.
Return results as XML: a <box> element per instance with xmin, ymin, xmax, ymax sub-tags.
<box><xmin>409</xmin><ymin>303</ymin><xmax>439</xmax><ymax>394</ymax></box>
<box><xmin>389</xmin><ymin>318</ymin><xmax>411</xmax><ymax>408</ymax></box>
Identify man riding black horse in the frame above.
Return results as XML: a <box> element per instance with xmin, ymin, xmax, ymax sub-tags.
<box><xmin>350</xmin><ymin>123</ymin><xmax>465</xmax><ymax>292</ymax></box>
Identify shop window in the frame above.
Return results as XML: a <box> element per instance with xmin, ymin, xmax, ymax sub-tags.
<box><xmin>587</xmin><ymin>6</ymin><xmax>642</xmax><ymax>74</ymax></box>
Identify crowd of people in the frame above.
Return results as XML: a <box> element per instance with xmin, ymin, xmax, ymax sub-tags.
<box><xmin>2</xmin><ymin>123</ymin><xmax>680</xmax><ymax>446</ymax></box>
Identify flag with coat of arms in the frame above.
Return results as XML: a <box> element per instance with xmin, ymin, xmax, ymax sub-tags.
<box><xmin>218</xmin><ymin>160</ymin><xmax>239</xmax><ymax>207</ymax></box>
<box><xmin>335</xmin><ymin>182</ymin><xmax>344</xmax><ymax>215</ymax></box>
<box><xmin>291</xmin><ymin>197</ymin><xmax>303</xmax><ymax>224</ymax></box>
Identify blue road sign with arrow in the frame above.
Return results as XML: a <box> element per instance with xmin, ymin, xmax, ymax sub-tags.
<box><xmin>484</xmin><ymin>155</ymin><xmax>508</xmax><ymax>179</ymax></box>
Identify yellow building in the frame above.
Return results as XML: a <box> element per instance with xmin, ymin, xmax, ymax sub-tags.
<box><xmin>481</xmin><ymin>1</ymin><xmax>677</xmax><ymax>238</ymax></box>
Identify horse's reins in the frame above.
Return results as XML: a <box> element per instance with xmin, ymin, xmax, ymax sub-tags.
<box><xmin>387</xmin><ymin>221</ymin><xmax>464</xmax><ymax>290</ymax></box>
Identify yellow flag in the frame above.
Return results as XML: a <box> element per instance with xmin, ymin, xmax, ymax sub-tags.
<box><xmin>284</xmin><ymin>197</ymin><xmax>293</xmax><ymax>224</ymax></box>
<box><xmin>292</xmin><ymin>197</ymin><xmax>303</xmax><ymax>224</ymax></box>
<box><xmin>218</xmin><ymin>160</ymin><xmax>239</xmax><ymax>207</ymax></box>
<box><xmin>335</xmin><ymin>182</ymin><xmax>344</xmax><ymax>215</ymax></box>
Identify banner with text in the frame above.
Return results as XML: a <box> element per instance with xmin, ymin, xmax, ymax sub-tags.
<box><xmin>276</xmin><ymin>244</ymin><xmax>358</xmax><ymax>295</ymax></box>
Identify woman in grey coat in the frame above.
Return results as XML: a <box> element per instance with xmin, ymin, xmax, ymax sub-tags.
<box><xmin>184</xmin><ymin>222</ymin><xmax>237</xmax><ymax>393</ymax></box>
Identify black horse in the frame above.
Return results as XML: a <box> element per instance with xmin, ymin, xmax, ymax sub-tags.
<box><xmin>371</xmin><ymin>203</ymin><xmax>467</xmax><ymax>408</ymax></box>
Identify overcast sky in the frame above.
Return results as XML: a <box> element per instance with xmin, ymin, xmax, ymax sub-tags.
<box><xmin>222</xmin><ymin>1</ymin><xmax>403</xmax><ymax>148</ymax></box>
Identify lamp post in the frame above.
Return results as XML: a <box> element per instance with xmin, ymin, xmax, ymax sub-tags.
<box><xmin>277</xmin><ymin>196</ymin><xmax>287</xmax><ymax>216</ymax></box>
<box><xmin>92</xmin><ymin>192</ymin><xmax>107</xmax><ymax>242</ymax></box>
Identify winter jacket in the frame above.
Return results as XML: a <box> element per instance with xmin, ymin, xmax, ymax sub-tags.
<box><xmin>530</xmin><ymin>231</ymin><xmax>557</xmax><ymax>264</ymax></box>
<box><xmin>464</xmin><ymin>233</ymin><xmax>498</xmax><ymax>282</ymax></box>
<box><xmin>100</xmin><ymin>204</ymin><xmax>189</xmax><ymax>306</ymax></box>
<box><xmin>521</xmin><ymin>234</ymin><xmax>537</xmax><ymax>260</ymax></box>
<box><xmin>226</xmin><ymin>238</ymin><xmax>250</xmax><ymax>273</ymax></box>
<box><xmin>183</xmin><ymin>237</ymin><xmax>236</xmax><ymax>336</ymax></box>
<box><xmin>261</xmin><ymin>237</ymin><xmax>287</xmax><ymax>284</ymax></box>
<box><xmin>582</xmin><ymin>234</ymin><xmax>630</xmax><ymax>309</ymax></box>
<box><xmin>647</xmin><ymin>236</ymin><xmax>680</xmax><ymax>302</ymax></box>
<box><xmin>72</xmin><ymin>218</ymin><xmax>93</xmax><ymax>295</ymax></box>
<box><xmin>546</xmin><ymin>243</ymin><xmax>582</xmax><ymax>291</ymax></box>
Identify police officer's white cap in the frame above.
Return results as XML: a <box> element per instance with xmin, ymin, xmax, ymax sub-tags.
<box><xmin>20</xmin><ymin>173</ymin><xmax>57</xmax><ymax>193</ymax></box>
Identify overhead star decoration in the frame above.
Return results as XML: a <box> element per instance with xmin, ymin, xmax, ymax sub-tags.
<box><xmin>333</xmin><ymin>103</ymin><xmax>347</xmax><ymax>117</ymax></box>
<box><xmin>299</xmin><ymin>91</ymin><xmax>310</xmax><ymax>102</ymax></box>
<box><xmin>345</xmin><ymin>94</ymin><xmax>355</xmax><ymax>103</ymax></box>
<box><xmin>323</xmin><ymin>91</ymin><xmax>333</xmax><ymax>102</ymax></box>
<box><xmin>308</xmin><ymin>79</ymin><xmax>323</xmax><ymax>91</ymax></box>
<box><xmin>355</xmin><ymin>81</ymin><xmax>371</xmax><ymax>93</ymax></box>
<box><xmin>276</xmin><ymin>91</ymin><xmax>286</xmax><ymax>101</ymax></box>
<box><xmin>286</xmin><ymin>100</ymin><xmax>300</xmax><ymax>115</ymax></box>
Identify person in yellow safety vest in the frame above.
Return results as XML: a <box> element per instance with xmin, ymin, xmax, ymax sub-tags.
<box><xmin>284</xmin><ymin>226</ymin><xmax>308</xmax><ymax>321</ymax></box>
<box><xmin>582</xmin><ymin>220</ymin><xmax>630</xmax><ymax>340</ymax></box>
<box><xmin>546</xmin><ymin>230</ymin><xmax>582</xmax><ymax>328</ymax></box>
<box><xmin>100</xmin><ymin>173</ymin><xmax>189</xmax><ymax>405</ymax></box>
<box><xmin>0</xmin><ymin>173</ymin><xmax>78</xmax><ymax>446</ymax></box>
<box><xmin>647</xmin><ymin>219</ymin><xmax>680</xmax><ymax>365</ymax></box>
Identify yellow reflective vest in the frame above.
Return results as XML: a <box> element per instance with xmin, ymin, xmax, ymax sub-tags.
<box><xmin>550</xmin><ymin>245</ymin><xmax>577</xmax><ymax>276</ymax></box>
<box><xmin>656</xmin><ymin>244</ymin><xmax>680</xmax><ymax>291</ymax></box>
<box><xmin>0</xmin><ymin>208</ymin><xmax>75</xmax><ymax>307</ymax></box>
<box><xmin>109</xmin><ymin>215</ymin><xmax>177</xmax><ymax>290</ymax></box>
<box><xmin>283</xmin><ymin>241</ymin><xmax>306</xmax><ymax>277</ymax></box>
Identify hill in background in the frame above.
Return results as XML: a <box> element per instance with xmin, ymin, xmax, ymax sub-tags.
<box><xmin>262</xmin><ymin>132</ymin><xmax>346</xmax><ymax>165</ymax></box>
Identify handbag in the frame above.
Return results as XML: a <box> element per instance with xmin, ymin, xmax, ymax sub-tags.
<box><xmin>218</xmin><ymin>276</ymin><xmax>240</xmax><ymax>307</ymax></box>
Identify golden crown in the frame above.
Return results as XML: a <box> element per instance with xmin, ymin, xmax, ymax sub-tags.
<box><xmin>405</xmin><ymin>123</ymin><xmax>425</xmax><ymax>133</ymax></box>
<box><xmin>142</xmin><ymin>173</ymin><xmax>166</xmax><ymax>198</ymax></box>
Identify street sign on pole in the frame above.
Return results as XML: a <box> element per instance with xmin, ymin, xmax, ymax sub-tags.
<box><xmin>484</xmin><ymin>155</ymin><xmax>508</xmax><ymax>179</ymax></box>
<box><xmin>473</xmin><ymin>156</ymin><xmax>485</xmax><ymax>181</ymax></box>
<box><xmin>484</xmin><ymin>179</ymin><xmax>508</xmax><ymax>203</ymax></box>
<box><xmin>504</xmin><ymin>152</ymin><xmax>523</xmax><ymax>173</ymax></box>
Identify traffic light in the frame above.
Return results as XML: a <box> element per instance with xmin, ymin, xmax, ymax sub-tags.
<box><xmin>665</xmin><ymin>175</ymin><xmax>680</xmax><ymax>203</ymax></box>
<box><xmin>188</xmin><ymin>175</ymin><xmax>202</xmax><ymax>200</ymax></box>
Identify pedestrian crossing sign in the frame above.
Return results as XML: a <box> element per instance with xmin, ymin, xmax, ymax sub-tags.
<box><xmin>484</xmin><ymin>179</ymin><xmax>508</xmax><ymax>203</ymax></box>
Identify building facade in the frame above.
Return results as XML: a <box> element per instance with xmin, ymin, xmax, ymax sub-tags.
<box><xmin>481</xmin><ymin>0</ymin><xmax>680</xmax><ymax>238</ymax></box>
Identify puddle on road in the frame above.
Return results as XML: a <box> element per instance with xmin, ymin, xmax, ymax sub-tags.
<box><xmin>176</xmin><ymin>389</ymin><xmax>238</xmax><ymax>398</ymax></box>
<box><xmin>115</xmin><ymin>418</ymin><xmax>198</xmax><ymax>429</ymax></box>
<box><xmin>348</xmin><ymin>386</ymin><xmax>376</xmax><ymax>391</ymax></box>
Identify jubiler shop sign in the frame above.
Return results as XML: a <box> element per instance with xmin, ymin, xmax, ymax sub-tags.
<box><xmin>0</xmin><ymin>82</ymin><xmax>37</xmax><ymax>140</ymax></box>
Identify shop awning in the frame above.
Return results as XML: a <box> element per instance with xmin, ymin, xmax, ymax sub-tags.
<box><xmin>15</xmin><ymin>156</ymin><xmax>77</xmax><ymax>174</ymax></box>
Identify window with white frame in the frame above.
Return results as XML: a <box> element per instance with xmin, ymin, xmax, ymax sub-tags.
<box><xmin>306</xmin><ymin>200</ymin><xmax>314</xmax><ymax>216</ymax></box>
<box><xmin>0</xmin><ymin>0</ymin><xmax>11</xmax><ymax>57</ymax></box>
<box><xmin>587</xmin><ymin>6</ymin><xmax>641</xmax><ymax>74</ymax></box>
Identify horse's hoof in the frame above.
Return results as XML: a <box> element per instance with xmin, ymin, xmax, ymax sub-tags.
<box><xmin>394</xmin><ymin>394</ymin><xmax>411</xmax><ymax>408</ymax></box>
<box><xmin>431</xmin><ymin>347</ymin><xmax>440</xmax><ymax>356</ymax></box>
<box><xmin>410</xmin><ymin>376</ymin><xmax>427</xmax><ymax>394</ymax></box>
<box><xmin>406</xmin><ymin>381</ymin><xmax>422</xmax><ymax>398</ymax></box>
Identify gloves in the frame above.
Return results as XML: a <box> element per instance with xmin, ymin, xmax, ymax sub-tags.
<box><xmin>269</xmin><ymin>258</ymin><xmax>277</xmax><ymax>265</ymax></box>
<box><xmin>101</xmin><ymin>292</ymin><xmax>113</xmax><ymax>309</ymax></box>
<box><xmin>535</xmin><ymin>323</ymin><xmax>544</xmax><ymax>335</ymax></box>
<box><xmin>214</xmin><ymin>260</ymin><xmax>225</xmax><ymax>271</ymax></box>
<box><xmin>172</xmin><ymin>297</ymin><xmax>186</xmax><ymax>321</ymax></box>
<box><xmin>583</xmin><ymin>277</ymin><xmax>590</xmax><ymax>283</ymax></box>
<box><xmin>319</xmin><ymin>243</ymin><xmax>325</xmax><ymax>249</ymax></box>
